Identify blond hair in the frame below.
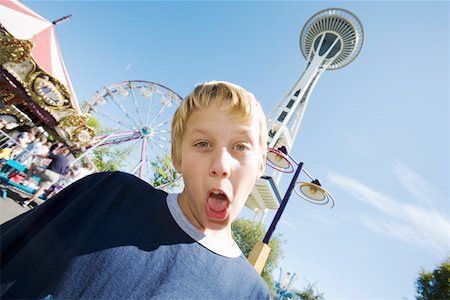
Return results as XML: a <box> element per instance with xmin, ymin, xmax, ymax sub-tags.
<box><xmin>171</xmin><ymin>81</ymin><xmax>267</xmax><ymax>168</ymax></box>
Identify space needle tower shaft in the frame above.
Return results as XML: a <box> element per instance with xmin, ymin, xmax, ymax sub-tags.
<box><xmin>245</xmin><ymin>9</ymin><xmax>364</xmax><ymax>215</ymax></box>
<box><xmin>266</xmin><ymin>8</ymin><xmax>364</xmax><ymax>182</ymax></box>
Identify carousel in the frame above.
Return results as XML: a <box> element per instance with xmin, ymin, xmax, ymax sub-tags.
<box><xmin>0</xmin><ymin>1</ymin><xmax>99</xmax><ymax>202</ymax></box>
<box><xmin>0</xmin><ymin>1</ymin><xmax>184</xmax><ymax>200</ymax></box>
<box><xmin>0</xmin><ymin>0</ymin><xmax>95</xmax><ymax>149</ymax></box>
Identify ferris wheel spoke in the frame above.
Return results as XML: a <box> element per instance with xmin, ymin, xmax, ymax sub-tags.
<box><xmin>139</xmin><ymin>137</ymin><xmax>148</xmax><ymax>178</ymax></box>
<box><xmin>129</xmin><ymin>86</ymin><xmax>145</xmax><ymax>127</ymax></box>
<box><xmin>148</xmin><ymin>140</ymin><xmax>163</xmax><ymax>155</ymax></box>
<box><xmin>152</xmin><ymin>135</ymin><xmax>170</xmax><ymax>144</ymax></box>
<box><xmin>149</xmin><ymin>105</ymin><xmax>167</xmax><ymax>128</ymax></box>
<box><xmin>152</xmin><ymin>129</ymin><xmax>168</xmax><ymax>136</ymax></box>
<box><xmin>95</xmin><ymin>130</ymin><xmax>137</xmax><ymax>139</ymax></box>
<box><xmin>101</xmin><ymin>137</ymin><xmax>140</xmax><ymax>172</ymax></box>
<box><xmin>154</xmin><ymin>117</ymin><xmax>171</xmax><ymax>129</ymax></box>
<box><xmin>145</xmin><ymin>93</ymin><xmax>154</xmax><ymax>125</ymax></box>
<box><xmin>157</xmin><ymin>141</ymin><xmax>165</xmax><ymax>149</ymax></box>
<box><xmin>130</xmin><ymin>159</ymin><xmax>144</xmax><ymax>176</ymax></box>
<box><xmin>115</xmin><ymin>137</ymin><xmax>143</xmax><ymax>172</ymax></box>
<box><xmin>148</xmin><ymin>134</ymin><xmax>167</xmax><ymax>149</ymax></box>
<box><xmin>94</xmin><ymin>110</ymin><xmax>136</xmax><ymax>130</ymax></box>
<box><xmin>94</xmin><ymin>130</ymin><xmax>141</xmax><ymax>147</ymax></box>
<box><xmin>149</xmin><ymin>136</ymin><xmax>170</xmax><ymax>152</ymax></box>
<box><xmin>106</xmin><ymin>89</ymin><xmax>141</xmax><ymax>128</ymax></box>
<box><xmin>145</xmin><ymin>145</ymin><xmax>152</xmax><ymax>184</ymax></box>
<box><xmin>154</xmin><ymin>129</ymin><xmax>170</xmax><ymax>140</ymax></box>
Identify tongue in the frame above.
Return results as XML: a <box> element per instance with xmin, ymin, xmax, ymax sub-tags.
<box><xmin>208</xmin><ymin>193</ymin><xmax>228</xmax><ymax>212</ymax></box>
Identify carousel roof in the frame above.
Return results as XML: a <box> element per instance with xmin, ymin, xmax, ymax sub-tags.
<box><xmin>0</xmin><ymin>1</ymin><xmax>95</xmax><ymax>148</ymax></box>
<box><xmin>0</xmin><ymin>0</ymin><xmax>80</xmax><ymax>112</ymax></box>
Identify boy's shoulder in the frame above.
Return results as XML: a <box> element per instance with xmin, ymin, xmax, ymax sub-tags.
<box><xmin>57</xmin><ymin>171</ymin><xmax>169</xmax><ymax>212</ymax></box>
<box><xmin>83</xmin><ymin>170</ymin><xmax>141</xmax><ymax>182</ymax></box>
<box><xmin>80</xmin><ymin>171</ymin><xmax>162</xmax><ymax>192</ymax></box>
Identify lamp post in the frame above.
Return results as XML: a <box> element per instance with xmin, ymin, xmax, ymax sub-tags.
<box><xmin>248</xmin><ymin>146</ymin><xmax>335</xmax><ymax>274</ymax></box>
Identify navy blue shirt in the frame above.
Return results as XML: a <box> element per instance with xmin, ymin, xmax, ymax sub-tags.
<box><xmin>47</xmin><ymin>153</ymin><xmax>68</xmax><ymax>175</ymax></box>
<box><xmin>1</xmin><ymin>172</ymin><xmax>270</xmax><ymax>299</ymax></box>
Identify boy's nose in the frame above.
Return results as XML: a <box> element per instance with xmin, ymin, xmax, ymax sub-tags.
<box><xmin>209</xmin><ymin>148</ymin><xmax>231</xmax><ymax>178</ymax></box>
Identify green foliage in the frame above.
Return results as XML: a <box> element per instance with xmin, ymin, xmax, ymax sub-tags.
<box><xmin>292</xmin><ymin>282</ymin><xmax>325</xmax><ymax>300</ymax></box>
<box><xmin>231</xmin><ymin>218</ymin><xmax>284</xmax><ymax>295</ymax></box>
<box><xmin>91</xmin><ymin>146</ymin><xmax>132</xmax><ymax>172</ymax></box>
<box><xmin>79</xmin><ymin>100</ymin><xmax>131</xmax><ymax>172</ymax></box>
<box><xmin>47</xmin><ymin>134</ymin><xmax>57</xmax><ymax>143</ymax></box>
<box><xmin>80</xmin><ymin>100</ymin><xmax>101</xmax><ymax>133</ymax></box>
<box><xmin>150</xmin><ymin>153</ymin><xmax>180</xmax><ymax>189</ymax></box>
<box><xmin>416</xmin><ymin>257</ymin><xmax>450</xmax><ymax>299</ymax></box>
<box><xmin>87</xmin><ymin>117</ymin><xmax>101</xmax><ymax>130</ymax></box>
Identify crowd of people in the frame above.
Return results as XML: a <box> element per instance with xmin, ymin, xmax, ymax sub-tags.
<box><xmin>0</xmin><ymin>127</ymin><xmax>96</xmax><ymax>207</ymax></box>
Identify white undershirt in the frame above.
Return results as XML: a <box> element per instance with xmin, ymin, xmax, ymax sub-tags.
<box><xmin>166</xmin><ymin>193</ymin><xmax>242</xmax><ymax>258</ymax></box>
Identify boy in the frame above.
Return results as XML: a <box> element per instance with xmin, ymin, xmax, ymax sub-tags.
<box><xmin>0</xmin><ymin>81</ymin><xmax>270</xmax><ymax>299</ymax></box>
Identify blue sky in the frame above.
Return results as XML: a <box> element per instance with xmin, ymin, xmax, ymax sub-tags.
<box><xmin>22</xmin><ymin>1</ymin><xmax>449</xmax><ymax>299</ymax></box>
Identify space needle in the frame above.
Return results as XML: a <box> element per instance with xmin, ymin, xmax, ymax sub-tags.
<box><xmin>245</xmin><ymin>8</ymin><xmax>364</xmax><ymax>218</ymax></box>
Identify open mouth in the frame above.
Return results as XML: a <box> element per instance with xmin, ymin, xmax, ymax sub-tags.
<box><xmin>205</xmin><ymin>190</ymin><xmax>230</xmax><ymax>220</ymax></box>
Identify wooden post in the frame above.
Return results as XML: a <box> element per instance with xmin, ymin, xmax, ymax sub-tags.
<box><xmin>248</xmin><ymin>241</ymin><xmax>272</xmax><ymax>274</ymax></box>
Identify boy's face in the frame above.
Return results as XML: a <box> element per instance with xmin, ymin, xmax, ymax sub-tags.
<box><xmin>175</xmin><ymin>103</ymin><xmax>265</xmax><ymax>232</ymax></box>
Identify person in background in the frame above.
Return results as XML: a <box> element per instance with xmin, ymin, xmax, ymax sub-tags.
<box><xmin>46</xmin><ymin>161</ymin><xmax>96</xmax><ymax>198</ymax></box>
<box><xmin>16</xmin><ymin>136</ymin><xmax>48</xmax><ymax>166</ymax></box>
<box><xmin>49</xmin><ymin>142</ymin><xmax>64</xmax><ymax>155</ymax></box>
<box><xmin>10</xmin><ymin>129</ymin><xmax>35</xmax><ymax>159</ymax></box>
<box><xmin>20</xmin><ymin>147</ymin><xmax>71</xmax><ymax>207</ymax></box>
<box><xmin>69</xmin><ymin>161</ymin><xmax>96</xmax><ymax>182</ymax></box>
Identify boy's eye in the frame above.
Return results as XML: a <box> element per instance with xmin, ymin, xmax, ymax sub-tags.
<box><xmin>194</xmin><ymin>141</ymin><xmax>211</xmax><ymax>148</ymax></box>
<box><xmin>234</xmin><ymin>144</ymin><xmax>249</xmax><ymax>151</ymax></box>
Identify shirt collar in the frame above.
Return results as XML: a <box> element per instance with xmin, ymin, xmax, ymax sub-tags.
<box><xmin>166</xmin><ymin>193</ymin><xmax>242</xmax><ymax>258</ymax></box>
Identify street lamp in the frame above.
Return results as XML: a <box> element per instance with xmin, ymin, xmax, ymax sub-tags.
<box><xmin>248</xmin><ymin>146</ymin><xmax>335</xmax><ymax>274</ymax></box>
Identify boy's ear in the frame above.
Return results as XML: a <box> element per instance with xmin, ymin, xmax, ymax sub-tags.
<box><xmin>172</xmin><ymin>154</ymin><xmax>182</xmax><ymax>174</ymax></box>
<box><xmin>257</xmin><ymin>151</ymin><xmax>266</xmax><ymax>179</ymax></box>
<box><xmin>176</xmin><ymin>167</ymin><xmax>182</xmax><ymax>175</ymax></box>
<box><xmin>174</xmin><ymin>162</ymin><xmax>182</xmax><ymax>175</ymax></box>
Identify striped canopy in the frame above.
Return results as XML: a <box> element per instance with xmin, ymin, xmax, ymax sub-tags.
<box><xmin>0</xmin><ymin>0</ymin><xmax>80</xmax><ymax>113</ymax></box>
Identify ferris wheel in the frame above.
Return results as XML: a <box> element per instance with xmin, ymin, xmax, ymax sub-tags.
<box><xmin>81</xmin><ymin>80</ymin><xmax>183</xmax><ymax>190</ymax></box>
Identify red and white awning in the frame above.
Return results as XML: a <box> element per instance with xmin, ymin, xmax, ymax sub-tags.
<box><xmin>0</xmin><ymin>0</ymin><xmax>80</xmax><ymax>113</ymax></box>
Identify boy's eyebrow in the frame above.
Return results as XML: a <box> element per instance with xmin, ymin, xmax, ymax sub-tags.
<box><xmin>188</xmin><ymin>128</ymin><xmax>209</xmax><ymax>135</ymax></box>
<box><xmin>188</xmin><ymin>128</ymin><xmax>256</xmax><ymax>139</ymax></box>
<box><xmin>235</xmin><ymin>129</ymin><xmax>256</xmax><ymax>138</ymax></box>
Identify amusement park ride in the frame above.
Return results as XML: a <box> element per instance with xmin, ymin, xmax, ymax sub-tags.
<box><xmin>76</xmin><ymin>80</ymin><xmax>183</xmax><ymax>189</ymax></box>
<box><xmin>0</xmin><ymin>1</ymin><xmax>94</xmax><ymax>148</ymax></box>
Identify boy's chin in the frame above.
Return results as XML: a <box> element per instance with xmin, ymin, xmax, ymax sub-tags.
<box><xmin>204</xmin><ymin>216</ymin><xmax>231</xmax><ymax>230</ymax></box>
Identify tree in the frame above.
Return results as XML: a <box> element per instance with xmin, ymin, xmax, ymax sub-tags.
<box><xmin>292</xmin><ymin>282</ymin><xmax>325</xmax><ymax>300</ymax></box>
<box><xmin>416</xmin><ymin>257</ymin><xmax>450</xmax><ymax>300</ymax></box>
<box><xmin>79</xmin><ymin>102</ymin><xmax>134</xmax><ymax>173</ymax></box>
<box><xmin>91</xmin><ymin>146</ymin><xmax>133</xmax><ymax>172</ymax></box>
<box><xmin>150</xmin><ymin>153</ymin><xmax>180</xmax><ymax>189</ymax></box>
<box><xmin>231</xmin><ymin>218</ymin><xmax>284</xmax><ymax>296</ymax></box>
<box><xmin>86</xmin><ymin>116</ymin><xmax>100</xmax><ymax>129</ymax></box>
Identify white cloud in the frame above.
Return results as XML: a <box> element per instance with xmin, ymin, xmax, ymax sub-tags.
<box><xmin>392</xmin><ymin>159</ymin><xmax>440</xmax><ymax>206</ymax></box>
<box><xmin>328</xmin><ymin>169</ymin><xmax>450</xmax><ymax>256</ymax></box>
<box><xmin>125</xmin><ymin>63</ymin><xmax>132</xmax><ymax>72</ymax></box>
